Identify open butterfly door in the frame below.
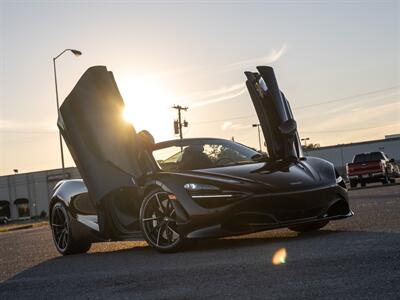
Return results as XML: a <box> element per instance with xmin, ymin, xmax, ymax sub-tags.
<box><xmin>58</xmin><ymin>66</ymin><xmax>150</xmax><ymax>237</ymax></box>
<box><xmin>245</xmin><ymin>66</ymin><xmax>303</xmax><ymax>161</ymax></box>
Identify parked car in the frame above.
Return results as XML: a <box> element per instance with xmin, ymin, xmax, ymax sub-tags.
<box><xmin>346</xmin><ymin>152</ymin><xmax>399</xmax><ymax>188</ymax></box>
<box><xmin>49</xmin><ymin>65</ymin><xmax>352</xmax><ymax>254</ymax></box>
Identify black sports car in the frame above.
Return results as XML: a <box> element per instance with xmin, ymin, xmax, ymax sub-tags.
<box><xmin>50</xmin><ymin>65</ymin><xmax>352</xmax><ymax>254</ymax></box>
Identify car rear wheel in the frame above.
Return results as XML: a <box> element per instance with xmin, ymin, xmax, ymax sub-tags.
<box><xmin>140</xmin><ymin>188</ymin><xmax>186</xmax><ymax>253</ymax></box>
<box><xmin>50</xmin><ymin>202</ymin><xmax>91</xmax><ymax>255</ymax></box>
<box><xmin>289</xmin><ymin>220</ymin><xmax>329</xmax><ymax>233</ymax></box>
<box><xmin>350</xmin><ymin>180</ymin><xmax>357</xmax><ymax>188</ymax></box>
<box><xmin>382</xmin><ymin>174</ymin><xmax>389</xmax><ymax>184</ymax></box>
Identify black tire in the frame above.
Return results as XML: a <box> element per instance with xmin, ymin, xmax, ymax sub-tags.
<box><xmin>289</xmin><ymin>220</ymin><xmax>329</xmax><ymax>233</ymax></box>
<box><xmin>140</xmin><ymin>188</ymin><xmax>187</xmax><ymax>253</ymax></box>
<box><xmin>382</xmin><ymin>174</ymin><xmax>389</xmax><ymax>185</ymax></box>
<box><xmin>350</xmin><ymin>180</ymin><xmax>357</xmax><ymax>188</ymax></box>
<box><xmin>361</xmin><ymin>182</ymin><xmax>366</xmax><ymax>187</ymax></box>
<box><xmin>50</xmin><ymin>202</ymin><xmax>92</xmax><ymax>255</ymax></box>
<box><xmin>390</xmin><ymin>178</ymin><xmax>395</xmax><ymax>184</ymax></box>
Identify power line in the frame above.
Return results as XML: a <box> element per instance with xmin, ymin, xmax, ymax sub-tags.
<box><xmin>300</xmin><ymin>123</ymin><xmax>399</xmax><ymax>134</ymax></box>
<box><xmin>190</xmin><ymin>85</ymin><xmax>400</xmax><ymax>126</ymax></box>
<box><xmin>294</xmin><ymin>85</ymin><xmax>400</xmax><ymax>110</ymax></box>
<box><xmin>1</xmin><ymin>86</ymin><xmax>398</xmax><ymax>135</ymax></box>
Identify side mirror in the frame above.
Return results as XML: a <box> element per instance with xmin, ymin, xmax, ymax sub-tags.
<box><xmin>278</xmin><ymin>119</ymin><xmax>297</xmax><ymax>136</ymax></box>
<box><xmin>389</xmin><ymin>158</ymin><xmax>395</xmax><ymax>163</ymax></box>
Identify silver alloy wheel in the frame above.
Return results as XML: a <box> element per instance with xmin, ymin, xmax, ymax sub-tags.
<box><xmin>51</xmin><ymin>204</ymin><xmax>70</xmax><ymax>252</ymax></box>
<box><xmin>141</xmin><ymin>191</ymin><xmax>180</xmax><ymax>249</ymax></box>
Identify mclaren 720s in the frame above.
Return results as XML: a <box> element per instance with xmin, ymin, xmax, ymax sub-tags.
<box><xmin>50</xmin><ymin>65</ymin><xmax>352</xmax><ymax>254</ymax></box>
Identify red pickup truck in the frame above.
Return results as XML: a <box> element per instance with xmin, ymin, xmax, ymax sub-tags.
<box><xmin>346</xmin><ymin>152</ymin><xmax>399</xmax><ymax>188</ymax></box>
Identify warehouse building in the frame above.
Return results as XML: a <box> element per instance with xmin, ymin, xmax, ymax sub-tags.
<box><xmin>0</xmin><ymin>167</ymin><xmax>80</xmax><ymax>220</ymax></box>
<box><xmin>306</xmin><ymin>136</ymin><xmax>400</xmax><ymax>177</ymax></box>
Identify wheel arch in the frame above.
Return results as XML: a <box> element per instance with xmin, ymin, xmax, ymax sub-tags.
<box><xmin>49</xmin><ymin>179</ymin><xmax>88</xmax><ymax>219</ymax></box>
<box><xmin>142</xmin><ymin>179</ymin><xmax>166</xmax><ymax>198</ymax></box>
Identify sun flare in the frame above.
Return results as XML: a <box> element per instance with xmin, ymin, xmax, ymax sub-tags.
<box><xmin>272</xmin><ymin>248</ymin><xmax>287</xmax><ymax>265</ymax></box>
<box><xmin>118</xmin><ymin>76</ymin><xmax>176</xmax><ymax>142</ymax></box>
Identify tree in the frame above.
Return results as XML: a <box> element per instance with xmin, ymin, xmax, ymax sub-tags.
<box><xmin>302</xmin><ymin>143</ymin><xmax>320</xmax><ymax>150</ymax></box>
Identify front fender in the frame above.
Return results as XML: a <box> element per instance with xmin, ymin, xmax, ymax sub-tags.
<box><xmin>50</xmin><ymin>179</ymin><xmax>87</xmax><ymax>211</ymax></box>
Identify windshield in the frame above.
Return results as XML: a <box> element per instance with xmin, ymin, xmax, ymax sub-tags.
<box><xmin>153</xmin><ymin>139</ymin><xmax>260</xmax><ymax>172</ymax></box>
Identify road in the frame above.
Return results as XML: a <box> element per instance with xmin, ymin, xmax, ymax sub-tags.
<box><xmin>1</xmin><ymin>185</ymin><xmax>400</xmax><ymax>299</ymax></box>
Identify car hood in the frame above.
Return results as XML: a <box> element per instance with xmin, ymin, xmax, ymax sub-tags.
<box><xmin>185</xmin><ymin>158</ymin><xmax>335</xmax><ymax>193</ymax></box>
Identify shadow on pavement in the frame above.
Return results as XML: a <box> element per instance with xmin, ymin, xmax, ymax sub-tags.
<box><xmin>2</xmin><ymin>228</ymin><xmax>400</xmax><ymax>300</ymax></box>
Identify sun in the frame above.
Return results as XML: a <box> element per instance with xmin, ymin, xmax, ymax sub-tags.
<box><xmin>118</xmin><ymin>76</ymin><xmax>177</xmax><ymax>142</ymax></box>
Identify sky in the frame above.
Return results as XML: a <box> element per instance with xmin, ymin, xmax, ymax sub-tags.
<box><xmin>0</xmin><ymin>0</ymin><xmax>399</xmax><ymax>175</ymax></box>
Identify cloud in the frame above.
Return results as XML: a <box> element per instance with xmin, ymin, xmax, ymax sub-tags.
<box><xmin>295</xmin><ymin>88</ymin><xmax>400</xmax><ymax>133</ymax></box>
<box><xmin>320</xmin><ymin>101</ymin><xmax>399</xmax><ymax>130</ymax></box>
<box><xmin>179</xmin><ymin>44</ymin><xmax>287</xmax><ymax>108</ymax></box>
<box><xmin>221</xmin><ymin>121</ymin><xmax>233</xmax><ymax>131</ymax></box>
<box><xmin>124</xmin><ymin>45</ymin><xmax>287</xmax><ymax>110</ymax></box>
<box><xmin>224</xmin><ymin>44</ymin><xmax>288</xmax><ymax>71</ymax></box>
<box><xmin>190</xmin><ymin>87</ymin><xmax>247</xmax><ymax>108</ymax></box>
<box><xmin>0</xmin><ymin>119</ymin><xmax>56</xmax><ymax>133</ymax></box>
<box><xmin>139</xmin><ymin>44</ymin><xmax>288</xmax><ymax>81</ymax></box>
<box><xmin>131</xmin><ymin>65</ymin><xmax>206</xmax><ymax>81</ymax></box>
<box><xmin>221</xmin><ymin>121</ymin><xmax>250</xmax><ymax>131</ymax></box>
<box><xmin>179</xmin><ymin>82</ymin><xmax>246</xmax><ymax>108</ymax></box>
<box><xmin>182</xmin><ymin>83</ymin><xmax>244</xmax><ymax>102</ymax></box>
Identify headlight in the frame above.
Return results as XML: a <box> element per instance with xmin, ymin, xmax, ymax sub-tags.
<box><xmin>335</xmin><ymin>169</ymin><xmax>346</xmax><ymax>189</ymax></box>
<box><xmin>184</xmin><ymin>183</ymin><xmax>220</xmax><ymax>192</ymax></box>
<box><xmin>184</xmin><ymin>182</ymin><xmax>244</xmax><ymax>208</ymax></box>
<box><xmin>184</xmin><ymin>183</ymin><xmax>234</xmax><ymax>200</ymax></box>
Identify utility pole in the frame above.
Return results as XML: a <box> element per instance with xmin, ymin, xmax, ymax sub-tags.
<box><xmin>172</xmin><ymin>105</ymin><xmax>188</xmax><ymax>139</ymax></box>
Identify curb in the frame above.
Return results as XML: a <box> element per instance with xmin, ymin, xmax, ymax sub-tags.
<box><xmin>349</xmin><ymin>182</ymin><xmax>400</xmax><ymax>191</ymax></box>
<box><xmin>0</xmin><ymin>222</ymin><xmax>48</xmax><ymax>233</ymax></box>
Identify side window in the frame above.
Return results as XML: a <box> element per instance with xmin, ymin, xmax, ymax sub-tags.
<box><xmin>203</xmin><ymin>144</ymin><xmax>248</xmax><ymax>164</ymax></box>
<box><xmin>153</xmin><ymin>146</ymin><xmax>187</xmax><ymax>172</ymax></box>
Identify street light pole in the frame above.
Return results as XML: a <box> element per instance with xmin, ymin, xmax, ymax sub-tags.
<box><xmin>53</xmin><ymin>58</ymin><xmax>65</xmax><ymax>175</ymax></box>
<box><xmin>252</xmin><ymin>123</ymin><xmax>262</xmax><ymax>152</ymax></box>
<box><xmin>301</xmin><ymin>137</ymin><xmax>310</xmax><ymax>155</ymax></box>
<box><xmin>53</xmin><ymin>49</ymin><xmax>82</xmax><ymax>175</ymax></box>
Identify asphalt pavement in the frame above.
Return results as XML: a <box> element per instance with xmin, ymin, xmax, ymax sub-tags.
<box><xmin>1</xmin><ymin>184</ymin><xmax>399</xmax><ymax>299</ymax></box>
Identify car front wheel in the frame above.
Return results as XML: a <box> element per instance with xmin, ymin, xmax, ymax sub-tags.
<box><xmin>140</xmin><ymin>188</ymin><xmax>186</xmax><ymax>253</ymax></box>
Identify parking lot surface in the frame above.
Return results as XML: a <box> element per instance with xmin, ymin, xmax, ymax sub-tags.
<box><xmin>1</xmin><ymin>185</ymin><xmax>400</xmax><ymax>299</ymax></box>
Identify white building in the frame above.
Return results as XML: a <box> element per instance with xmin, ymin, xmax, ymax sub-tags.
<box><xmin>0</xmin><ymin>167</ymin><xmax>80</xmax><ymax>220</ymax></box>
<box><xmin>306</xmin><ymin>136</ymin><xmax>400</xmax><ymax>177</ymax></box>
